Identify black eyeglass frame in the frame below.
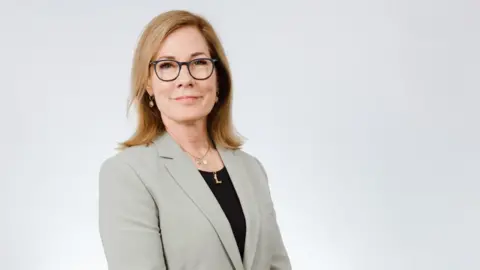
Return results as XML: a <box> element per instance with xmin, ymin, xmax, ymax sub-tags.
<box><xmin>149</xmin><ymin>58</ymin><xmax>219</xmax><ymax>82</ymax></box>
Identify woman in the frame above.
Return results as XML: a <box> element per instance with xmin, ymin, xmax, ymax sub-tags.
<box><xmin>98</xmin><ymin>10</ymin><xmax>291</xmax><ymax>270</ymax></box>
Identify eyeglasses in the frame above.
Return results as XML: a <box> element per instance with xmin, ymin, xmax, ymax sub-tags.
<box><xmin>149</xmin><ymin>58</ymin><xmax>218</xmax><ymax>82</ymax></box>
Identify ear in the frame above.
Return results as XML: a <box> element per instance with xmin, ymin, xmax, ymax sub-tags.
<box><xmin>145</xmin><ymin>77</ymin><xmax>153</xmax><ymax>96</ymax></box>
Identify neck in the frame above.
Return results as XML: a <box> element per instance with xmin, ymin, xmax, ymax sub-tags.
<box><xmin>164</xmin><ymin>118</ymin><xmax>211</xmax><ymax>155</ymax></box>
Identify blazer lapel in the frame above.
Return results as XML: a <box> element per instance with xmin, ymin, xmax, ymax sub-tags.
<box><xmin>217</xmin><ymin>147</ymin><xmax>261</xmax><ymax>270</ymax></box>
<box><xmin>153</xmin><ymin>133</ymin><xmax>244</xmax><ymax>270</ymax></box>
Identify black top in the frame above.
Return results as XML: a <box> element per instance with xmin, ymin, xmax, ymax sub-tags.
<box><xmin>198</xmin><ymin>167</ymin><xmax>246</xmax><ymax>260</ymax></box>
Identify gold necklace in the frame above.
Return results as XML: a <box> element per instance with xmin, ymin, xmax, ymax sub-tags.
<box><xmin>187</xmin><ymin>144</ymin><xmax>211</xmax><ymax>166</ymax></box>
<box><xmin>168</xmin><ymin>131</ymin><xmax>211</xmax><ymax>165</ymax></box>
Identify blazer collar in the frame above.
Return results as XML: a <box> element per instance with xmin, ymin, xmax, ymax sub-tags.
<box><xmin>152</xmin><ymin>132</ymin><xmax>261</xmax><ymax>270</ymax></box>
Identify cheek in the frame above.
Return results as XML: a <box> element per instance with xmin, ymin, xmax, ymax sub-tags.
<box><xmin>151</xmin><ymin>84</ymin><xmax>174</xmax><ymax>113</ymax></box>
<box><xmin>201</xmin><ymin>94</ymin><xmax>216</xmax><ymax>109</ymax></box>
<box><xmin>152</xmin><ymin>81</ymin><xmax>173</xmax><ymax>99</ymax></box>
<box><xmin>200</xmin><ymin>74</ymin><xmax>218</xmax><ymax>97</ymax></box>
<box><xmin>199</xmin><ymin>83</ymin><xmax>217</xmax><ymax>105</ymax></box>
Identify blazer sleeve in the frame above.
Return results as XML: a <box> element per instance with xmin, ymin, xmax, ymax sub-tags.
<box><xmin>254</xmin><ymin>157</ymin><xmax>292</xmax><ymax>270</ymax></box>
<box><xmin>98</xmin><ymin>157</ymin><xmax>167</xmax><ymax>270</ymax></box>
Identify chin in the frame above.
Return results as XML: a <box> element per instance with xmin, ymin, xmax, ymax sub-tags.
<box><xmin>171</xmin><ymin>112</ymin><xmax>209</xmax><ymax>124</ymax></box>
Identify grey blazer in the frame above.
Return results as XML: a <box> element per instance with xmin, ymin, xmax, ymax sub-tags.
<box><xmin>98</xmin><ymin>133</ymin><xmax>291</xmax><ymax>270</ymax></box>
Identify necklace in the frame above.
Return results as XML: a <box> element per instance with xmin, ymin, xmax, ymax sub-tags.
<box><xmin>168</xmin><ymin>131</ymin><xmax>211</xmax><ymax>165</ymax></box>
<box><xmin>186</xmin><ymin>144</ymin><xmax>211</xmax><ymax>166</ymax></box>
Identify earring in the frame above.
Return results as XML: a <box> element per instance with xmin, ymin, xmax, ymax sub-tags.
<box><xmin>149</xmin><ymin>95</ymin><xmax>155</xmax><ymax>107</ymax></box>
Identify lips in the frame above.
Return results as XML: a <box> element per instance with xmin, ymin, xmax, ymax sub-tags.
<box><xmin>173</xmin><ymin>96</ymin><xmax>200</xmax><ymax>100</ymax></box>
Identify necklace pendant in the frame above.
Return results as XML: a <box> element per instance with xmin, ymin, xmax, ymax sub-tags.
<box><xmin>213</xmin><ymin>172</ymin><xmax>222</xmax><ymax>184</ymax></box>
<box><xmin>196</xmin><ymin>159</ymin><xmax>207</xmax><ymax>166</ymax></box>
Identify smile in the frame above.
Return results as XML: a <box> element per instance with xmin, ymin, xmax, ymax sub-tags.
<box><xmin>171</xmin><ymin>96</ymin><xmax>202</xmax><ymax>104</ymax></box>
<box><xmin>173</xmin><ymin>96</ymin><xmax>201</xmax><ymax>101</ymax></box>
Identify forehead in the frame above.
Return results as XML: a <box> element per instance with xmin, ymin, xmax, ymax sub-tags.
<box><xmin>156</xmin><ymin>26</ymin><xmax>210</xmax><ymax>59</ymax></box>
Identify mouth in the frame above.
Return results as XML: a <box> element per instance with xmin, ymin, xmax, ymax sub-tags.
<box><xmin>173</xmin><ymin>96</ymin><xmax>201</xmax><ymax>101</ymax></box>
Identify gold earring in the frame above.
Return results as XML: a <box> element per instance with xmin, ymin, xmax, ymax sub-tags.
<box><xmin>149</xmin><ymin>95</ymin><xmax>155</xmax><ymax>107</ymax></box>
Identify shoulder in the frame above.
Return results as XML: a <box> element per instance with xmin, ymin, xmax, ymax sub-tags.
<box><xmin>108</xmin><ymin>143</ymin><xmax>156</xmax><ymax>165</ymax></box>
<box><xmin>232</xmin><ymin>148</ymin><xmax>258</xmax><ymax>165</ymax></box>
<box><xmin>232</xmin><ymin>148</ymin><xmax>269</xmax><ymax>179</ymax></box>
<box><xmin>99</xmin><ymin>143</ymin><xmax>157</xmax><ymax>183</ymax></box>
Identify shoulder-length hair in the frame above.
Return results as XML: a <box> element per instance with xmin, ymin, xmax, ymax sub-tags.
<box><xmin>118</xmin><ymin>10</ymin><xmax>243</xmax><ymax>150</ymax></box>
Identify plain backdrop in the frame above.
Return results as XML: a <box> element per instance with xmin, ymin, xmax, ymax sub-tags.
<box><xmin>1</xmin><ymin>0</ymin><xmax>479</xmax><ymax>269</ymax></box>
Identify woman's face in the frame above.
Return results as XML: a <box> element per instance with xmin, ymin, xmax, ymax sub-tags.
<box><xmin>147</xmin><ymin>26</ymin><xmax>218</xmax><ymax>125</ymax></box>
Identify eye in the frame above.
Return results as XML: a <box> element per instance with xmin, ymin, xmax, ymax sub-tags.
<box><xmin>158</xmin><ymin>61</ymin><xmax>175</xmax><ymax>69</ymax></box>
<box><xmin>192</xmin><ymin>59</ymin><xmax>209</xmax><ymax>66</ymax></box>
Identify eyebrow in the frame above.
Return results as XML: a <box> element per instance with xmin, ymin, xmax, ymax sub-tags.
<box><xmin>157</xmin><ymin>52</ymin><xmax>208</xmax><ymax>60</ymax></box>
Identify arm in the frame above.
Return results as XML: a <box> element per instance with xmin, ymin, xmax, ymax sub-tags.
<box><xmin>98</xmin><ymin>157</ymin><xmax>167</xmax><ymax>270</ymax></box>
<box><xmin>254</xmin><ymin>157</ymin><xmax>292</xmax><ymax>270</ymax></box>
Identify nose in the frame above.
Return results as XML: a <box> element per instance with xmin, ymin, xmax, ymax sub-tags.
<box><xmin>176</xmin><ymin>63</ymin><xmax>194</xmax><ymax>88</ymax></box>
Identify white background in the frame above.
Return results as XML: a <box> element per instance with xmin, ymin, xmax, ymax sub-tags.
<box><xmin>1</xmin><ymin>0</ymin><xmax>479</xmax><ymax>269</ymax></box>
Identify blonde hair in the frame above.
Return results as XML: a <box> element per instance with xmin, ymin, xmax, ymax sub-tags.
<box><xmin>118</xmin><ymin>10</ymin><xmax>244</xmax><ymax>150</ymax></box>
